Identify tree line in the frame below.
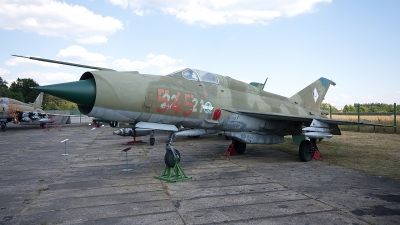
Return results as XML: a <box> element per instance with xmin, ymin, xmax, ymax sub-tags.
<box><xmin>321</xmin><ymin>103</ymin><xmax>399</xmax><ymax>113</ymax></box>
<box><xmin>0</xmin><ymin>77</ymin><xmax>78</xmax><ymax>110</ymax></box>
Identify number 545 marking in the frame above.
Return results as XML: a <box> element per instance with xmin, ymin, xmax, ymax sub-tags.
<box><xmin>156</xmin><ymin>88</ymin><xmax>201</xmax><ymax>117</ymax></box>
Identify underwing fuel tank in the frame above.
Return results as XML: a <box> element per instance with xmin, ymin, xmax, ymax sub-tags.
<box><xmin>113</xmin><ymin>128</ymin><xmax>152</xmax><ymax>137</ymax></box>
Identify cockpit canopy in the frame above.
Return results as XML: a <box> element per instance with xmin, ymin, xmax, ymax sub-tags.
<box><xmin>169</xmin><ymin>68</ymin><xmax>219</xmax><ymax>84</ymax></box>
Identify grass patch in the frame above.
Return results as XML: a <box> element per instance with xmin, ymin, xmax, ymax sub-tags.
<box><xmin>332</xmin><ymin>114</ymin><xmax>396</xmax><ymax>133</ymax></box>
<box><xmin>36</xmin><ymin>188</ymin><xmax>49</xmax><ymax>195</ymax></box>
<box><xmin>273</xmin><ymin>131</ymin><xmax>400</xmax><ymax>181</ymax></box>
<box><xmin>163</xmin><ymin>184</ymin><xmax>170</xmax><ymax>197</ymax></box>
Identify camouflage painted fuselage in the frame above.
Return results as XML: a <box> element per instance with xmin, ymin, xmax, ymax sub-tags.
<box><xmin>0</xmin><ymin>98</ymin><xmax>45</xmax><ymax>121</ymax></box>
<box><xmin>71</xmin><ymin>69</ymin><xmax>334</xmax><ymax>138</ymax></box>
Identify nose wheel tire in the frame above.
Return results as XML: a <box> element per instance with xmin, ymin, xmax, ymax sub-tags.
<box><xmin>164</xmin><ymin>149</ymin><xmax>181</xmax><ymax>167</ymax></box>
<box><xmin>150</xmin><ymin>138</ymin><xmax>155</xmax><ymax>146</ymax></box>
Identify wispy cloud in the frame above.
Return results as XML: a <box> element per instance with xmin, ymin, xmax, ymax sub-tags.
<box><xmin>327</xmin><ymin>93</ymin><xmax>354</xmax><ymax>107</ymax></box>
<box><xmin>56</xmin><ymin>45</ymin><xmax>109</xmax><ymax>68</ymax></box>
<box><xmin>5</xmin><ymin>71</ymin><xmax>78</xmax><ymax>86</ymax></box>
<box><xmin>107</xmin><ymin>0</ymin><xmax>331</xmax><ymax>25</ymax></box>
<box><xmin>6</xmin><ymin>56</ymin><xmax>60</xmax><ymax>68</ymax></box>
<box><xmin>57</xmin><ymin>45</ymin><xmax>106</xmax><ymax>62</ymax></box>
<box><xmin>113</xmin><ymin>54</ymin><xmax>182</xmax><ymax>72</ymax></box>
<box><xmin>0</xmin><ymin>0</ymin><xmax>123</xmax><ymax>44</ymax></box>
<box><xmin>160</xmin><ymin>66</ymin><xmax>186</xmax><ymax>75</ymax></box>
<box><xmin>77</xmin><ymin>36</ymin><xmax>108</xmax><ymax>44</ymax></box>
<box><xmin>0</xmin><ymin>68</ymin><xmax>10</xmax><ymax>75</ymax></box>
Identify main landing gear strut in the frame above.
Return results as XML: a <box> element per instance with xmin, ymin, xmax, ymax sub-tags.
<box><xmin>154</xmin><ymin>132</ymin><xmax>191</xmax><ymax>182</ymax></box>
<box><xmin>299</xmin><ymin>138</ymin><xmax>323</xmax><ymax>162</ymax></box>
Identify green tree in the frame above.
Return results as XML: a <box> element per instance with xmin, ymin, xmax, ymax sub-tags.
<box><xmin>43</xmin><ymin>94</ymin><xmax>78</xmax><ymax>110</ymax></box>
<box><xmin>369</xmin><ymin>105</ymin><xmax>384</xmax><ymax>113</ymax></box>
<box><xmin>9</xmin><ymin>78</ymin><xmax>40</xmax><ymax>103</ymax></box>
<box><xmin>343</xmin><ymin>104</ymin><xmax>356</xmax><ymax>112</ymax></box>
<box><xmin>320</xmin><ymin>103</ymin><xmax>340</xmax><ymax>113</ymax></box>
<box><xmin>8</xmin><ymin>91</ymin><xmax>24</xmax><ymax>102</ymax></box>
<box><xmin>0</xmin><ymin>77</ymin><xmax>8</xmax><ymax>88</ymax></box>
<box><xmin>359</xmin><ymin>103</ymin><xmax>393</xmax><ymax>113</ymax></box>
<box><xmin>359</xmin><ymin>105</ymin><xmax>368</xmax><ymax>112</ymax></box>
<box><xmin>58</xmin><ymin>101</ymin><xmax>78</xmax><ymax>110</ymax></box>
<box><xmin>0</xmin><ymin>77</ymin><xmax>10</xmax><ymax>97</ymax></box>
<box><xmin>0</xmin><ymin>86</ymin><xmax>10</xmax><ymax>97</ymax></box>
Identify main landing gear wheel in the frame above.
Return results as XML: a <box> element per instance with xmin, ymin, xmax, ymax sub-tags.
<box><xmin>1</xmin><ymin>123</ymin><xmax>6</xmax><ymax>132</ymax></box>
<box><xmin>233</xmin><ymin>139</ymin><xmax>246</xmax><ymax>154</ymax></box>
<box><xmin>150</xmin><ymin>137</ymin><xmax>155</xmax><ymax>146</ymax></box>
<box><xmin>164</xmin><ymin>149</ymin><xmax>181</xmax><ymax>168</ymax></box>
<box><xmin>299</xmin><ymin>139</ymin><xmax>315</xmax><ymax>162</ymax></box>
<box><xmin>149</xmin><ymin>130</ymin><xmax>155</xmax><ymax>146</ymax></box>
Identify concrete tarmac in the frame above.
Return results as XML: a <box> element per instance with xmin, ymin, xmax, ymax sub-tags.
<box><xmin>0</xmin><ymin>122</ymin><xmax>399</xmax><ymax>224</ymax></box>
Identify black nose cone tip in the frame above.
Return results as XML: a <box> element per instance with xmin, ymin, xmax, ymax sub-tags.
<box><xmin>33</xmin><ymin>78</ymin><xmax>96</xmax><ymax>108</ymax></box>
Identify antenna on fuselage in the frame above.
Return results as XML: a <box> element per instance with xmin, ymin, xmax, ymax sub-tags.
<box><xmin>262</xmin><ymin>78</ymin><xmax>268</xmax><ymax>90</ymax></box>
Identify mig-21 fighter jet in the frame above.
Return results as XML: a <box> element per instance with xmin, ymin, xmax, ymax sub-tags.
<box><xmin>14</xmin><ymin>55</ymin><xmax>385</xmax><ymax>167</ymax></box>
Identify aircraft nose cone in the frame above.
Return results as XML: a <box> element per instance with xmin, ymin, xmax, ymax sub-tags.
<box><xmin>33</xmin><ymin>79</ymin><xmax>96</xmax><ymax>108</ymax></box>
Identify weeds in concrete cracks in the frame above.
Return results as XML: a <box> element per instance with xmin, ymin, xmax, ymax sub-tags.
<box><xmin>36</xmin><ymin>188</ymin><xmax>49</xmax><ymax>195</ymax></box>
<box><xmin>163</xmin><ymin>184</ymin><xmax>170</xmax><ymax>197</ymax></box>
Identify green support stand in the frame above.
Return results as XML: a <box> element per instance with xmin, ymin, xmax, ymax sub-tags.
<box><xmin>154</xmin><ymin>160</ymin><xmax>192</xmax><ymax>182</ymax></box>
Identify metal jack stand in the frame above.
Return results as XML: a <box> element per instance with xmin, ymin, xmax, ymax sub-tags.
<box><xmin>311</xmin><ymin>138</ymin><xmax>324</xmax><ymax>161</ymax></box>
<box><xmin>154</xmin><ymin>132</ymin><xmax>191</xmax><ymax>182</ymax></box>
<box><xmin>125</xmin><ymin>136</ymin><xmax>144</xmax><ymax>145</ymax></box>
<box><xmin>223</xmin><ymin>144</ymin><xmax>238</xmax><ymax>156</ymax></box>
<box><xmin>154</xmin><ymin>160</ymin><xmax>192</xmax><ymax>182</ymax></box>
<box><xmin>122</xmin><ymin>147</ymin><xmax>132</xmax><ymax>172</ymax></box>
<box><xmin>61</xmin><ymin>139</ymin><xmax>69</xmax><ymax>156</ymax></box>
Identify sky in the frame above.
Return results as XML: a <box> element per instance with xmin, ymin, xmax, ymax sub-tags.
<box><xmin>0</xmin><ymin>0</ymin><xmax>399</xmax><ymax>108</ymax></box>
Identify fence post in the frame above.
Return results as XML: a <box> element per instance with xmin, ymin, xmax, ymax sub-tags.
<box><xmin>330</xmin><ymin>104</ymin><xmax>332</xmax><ymax>119</ymax></box>
<box><xmin>357</xmin><ymin>104</ymin><xmax>360</xmax><ymax>132</ymax></box>
<box><xmin>395</xmin><ymin>103</ymin><xmax>397</xmax><ymax>134</ymax></box>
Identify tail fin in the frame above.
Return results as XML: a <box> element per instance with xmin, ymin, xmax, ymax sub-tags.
<box><xmin>32</xmin><ymin>92</ymin><xmax>44</xmax><ymax>108</ymax></box>
<box><xmin>290</xmin><ymin>77</ymin><xmax>336</xmax><ymax>112</ymax></box>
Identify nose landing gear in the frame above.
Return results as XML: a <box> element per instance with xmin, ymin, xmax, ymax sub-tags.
<box><xmin>154</xmin><ymin>132</ymin><xmax>192</xmax><ymax>182</ymax></box>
